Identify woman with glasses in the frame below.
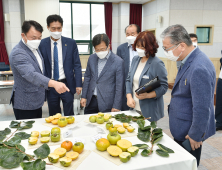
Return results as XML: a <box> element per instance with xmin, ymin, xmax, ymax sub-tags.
<box><xmin>80</xmin><ymin>33</ymin><xmax>125</xmax><ymax>114</ymax></box>
<box><xmin>126</xmin><ymin>31</ymin><xmax>168</xmax><ymax>122</ymax></box>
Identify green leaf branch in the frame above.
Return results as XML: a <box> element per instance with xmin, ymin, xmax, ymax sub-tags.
<box><xmin>136</xmin><ymin>120</ymin><xmax>175</xmax><ymax>157</ymax></box>
<box><xmin>2</xmin><ymin>142</ymin><xmax>34</xmax><ymax>160</ymax></box>
<box><xmin>113</xmin><ymin>113</ymin><xmax>149</xmax><ymax>123</ymax></box>
<box><xmin>136</xmin><ymin>120</ymin><xmax>165</xmax><ymax>156</ymax></box>
<box><xmin>0</xmin><ymin>121</ymin><xmax>52</xmax><ymax>169</ymax></box>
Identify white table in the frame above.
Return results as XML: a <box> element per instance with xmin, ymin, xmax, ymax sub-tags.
<box><xmin>0</xmin><ymin>71</ymin><xmax>13</xmax><ymax>80</ymax></box>
<box><xmin>0</xmin><ymin>80</ymin><xmax>14</xmax><ymax>104</ymax></box>
<box><xmin>0</xmin><ymin>80</ymin><xmax>14</xmax><ymax>86</ymax></box>
<box><xmin>0</xmin><ymin>111</ymin><xmax>197</xmax><ymax>170</ymax></box>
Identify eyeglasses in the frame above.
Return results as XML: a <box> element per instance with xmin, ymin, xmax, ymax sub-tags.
<box><xmin>94</xmin><ymin>47</ymin><xmax>108</xmax><ymax>53</ymax></box>
<box><xmin>162</xmin><ymin>43</ymin><xmax>180</xmax><ymax>53</ymax></box>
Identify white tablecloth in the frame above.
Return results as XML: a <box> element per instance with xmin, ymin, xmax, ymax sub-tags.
<box><xmin>0</xmin><ymin>111</ymin><xmax>197</xmax><ymax>170</ymax></box>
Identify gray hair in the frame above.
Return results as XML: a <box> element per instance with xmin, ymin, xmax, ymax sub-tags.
<box><xmin>160</xmin><ymin>24</ymin><xmax>192</xmax><ymax>46</ymax></box>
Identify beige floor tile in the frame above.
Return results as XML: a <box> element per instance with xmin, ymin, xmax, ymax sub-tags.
<box><xmin>200</xmin><ymin>156</ymin><xmax>222</xmax><ymax>170</ymax></box>
<box><xmin>205</xmin><ymin>137</ymin><xmax>222</xmax><ymax>152</ymax></box>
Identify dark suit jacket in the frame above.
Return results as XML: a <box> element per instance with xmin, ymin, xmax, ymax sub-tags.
<box><xmin>169</xmin><ymin>48</ymin><xmax>216</xmax><ymax>142</ymax></box>
<box><xmin>116</xmin><ymin>42</ymin><xmax>131</xmax><ymax>110</ymax></box>
<box><xmin>117</xmin><ymin>42</ymin><xmax>129</xmax><ymax>79</ymax></box>
<box><xmin>81</xmin><ymin>51</ymin><xmax>124</xmax><ymax>111</ymax></box>
<box><xmin>39</xmin><ymin>36</ymin><xmax>82</xmax><ymax>94</ymax></box>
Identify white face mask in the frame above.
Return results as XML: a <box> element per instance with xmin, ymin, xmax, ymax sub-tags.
<box><xmin>126</xmin><ymin>36</ymin><xmax>137</xmax><ymax>44</ymax></box>
<box><xmin>193</xmin><ymin>42</ymin><xmax>198</xmax><ymax>47</ymax></box>
<box><xmin>49</xmin><ymin>30</ymin><xmax>62</xmax><ymax>39</ymax></box>
<box><xmin>164</xmin><ymin>44</ymin><xmax>182</xmax><ymax>62</ymax></box>
<box><xmin>96</xmin><ymin>50</ymin><xmax>109</xmax><ymax>59</ymax></box>
<box><xmin>136</xmin><ymin>48</ymin><xmax>146</xmax><ymax>58</ymax></box>
<box><xmin>24</xmin><ymin>35</ymin><xmax>41</xmax><ymax>50</ymax></box>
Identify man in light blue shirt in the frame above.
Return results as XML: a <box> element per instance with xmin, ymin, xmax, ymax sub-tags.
<box><xmin>93</xmin><ymin>51</ymin><xmax>111</xmax><ymax>96</ymax></box>
<box><xmin>162</xmin><ymin>24</ymin><xmax>216</xmax><ymax>167</ymax></box>
<box><xmin>81</xmin><ymin>34</ymin><xmax>124</xmax><ymax>114</ymax></box>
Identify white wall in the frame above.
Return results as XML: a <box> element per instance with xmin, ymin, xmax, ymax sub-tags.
<box><xmin>3</xmin><ymin>0</ymin><xmax>59</xmax><ymax>56</ymax></box>
<box><xmin>4</xmin><ymin>0</ymin><xmax>221</xmax><ymax>58</ymax></box>
<box><xmin>142</xmin><ymin>0</ymin><xmax>170</xmax><ymax>58</ymax></box>
<box><xmin>169</xmin><ymin>0</ymin><xmax>222</xmax><ymax>58</ymax></box>
<box><xmin>112</xmin><ymin>3</ymin><xmax>119</xmax><ymax>54</ymax></box>
<box><xmin>112</xmin><ymin>2</ymin><xmax>130</xmax><ymax>53</ymax></box>
<box><xmin>3</xmin><ymin>0</ymin><xmax>23</xmax><ymax>56</ymax></box>
<box><xmin>142</xmin><ymin>0</ymin><xmax>222</xmax><ymax>58</ymax></box>
<box><xmin>24</xmin><ymin>0</ymin><xmax>60</xmax><ymax>39</ymax></box>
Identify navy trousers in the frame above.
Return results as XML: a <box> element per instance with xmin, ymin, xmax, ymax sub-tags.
<box><xmin>215</xmin><ymin>78</ymin><xmax>222</xmax><ymax>128</ymax></box>
<box><xmin>47</xmin><ymin>80</ymin><xmax>74</xmax><ymax>116</ymax></box>
<box><xmin>174</xmin><ymin>139</ymin><xmax>202</xmax><ymax>167</ymax></box>
<box><xmin>13</xmin><ymin>107</ymin><xmax>42</xmax><ymax>120</ymax></box>
<box><xmin>84</xmin><ymin>95</ymin><xmax>111</xmax><ymax>114</ymax></box>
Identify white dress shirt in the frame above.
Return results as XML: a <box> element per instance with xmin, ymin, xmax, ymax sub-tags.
<box><xmin>128</xmin><ymin>43</ymin><xmax>138</xmax><ymax>67</ymax></box>
<box><xmin>22</xmin><ymin>39</ymin><xmax>43</xmax><ymax>73</ymax></box>
<box><xmin>219</xmin><ymin>68</ymin><xmax>222</xmax><ymax>79</ymax></box>
<box><xmin>50</xmin><ymin>38</ymin><xmax>65</xmax><ymax>80</ymax></box>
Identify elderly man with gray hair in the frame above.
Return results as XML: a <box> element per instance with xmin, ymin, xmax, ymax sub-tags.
<box><xmin>161</xmin><ymin>24</ymin><xmax>216</xmax><ymax>166</ymax></box>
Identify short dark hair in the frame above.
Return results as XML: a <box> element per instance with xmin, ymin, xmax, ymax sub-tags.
<box><xmin>92</xmin><ymin>33</ymin><xmax>110</xmax><ymax>47</ymax></box>
<box><xmin>47</xmin><ymin>14</ymin><xmax>63</xmax><ymax>27</ymax></box>
<box><xmin>133</xmin><ymin>31</ymin><xmax>159</xmax><ymax>58</ymax></box>
<box><xmin>22</xmin><ymin>20</ymin><xmax>43</xmax><ymax>34</ymax></box>
<box><xmin>189</xmin><ymin>33</ymin><xmax>198</xmax><ymax>40</ymax></box>
<box><xmin>125</xmin><ymin>24</ymin><xmax>141</xmax><ymax>34</ymax></box>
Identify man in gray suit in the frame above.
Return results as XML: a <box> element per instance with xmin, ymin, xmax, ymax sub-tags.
<box><xmin>80</xmin><ymin>33</ymin><xmax>124</xmax><ymax>114</ymax></box>
<box><xmin>162</xmin><ymin>25</ymin><xmax>215</xmax><ymax>166</ymax></box>
<box><xmin>116</xmin><ymin>24</ymin><xmax>140</xmax><ymax>111</ymax></box>
<box><xmin>9</xmin><ymin>20</ymin><xmax>69</xmax><ymax>120</ymax></box>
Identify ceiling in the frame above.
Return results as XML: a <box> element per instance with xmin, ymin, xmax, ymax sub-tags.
<box><xmin>60</xmin><ymin>0</ymin><xmax>152</xmax><ymax>4</ymax></box>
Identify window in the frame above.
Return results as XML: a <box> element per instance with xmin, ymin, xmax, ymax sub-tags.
<box><xmin>60</xmin><ymin>3</ymin><xmax>72</xmax><ymax>38</ymax></box>
<box><xmin>195</xmin><ymin>25</ymin><xmax>214</xmax><ymax>45</ymax></box>
<box><xmin>196</xmin><ymin>27</ymin><xmax>210</xmax><ymax>43</ymax></box>
<box><xmin>59</xmin><ymin>1</ymin><xmax>105</xmax><ymax>55</ymax></box>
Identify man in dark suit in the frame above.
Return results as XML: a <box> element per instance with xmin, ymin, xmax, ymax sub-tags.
<box><xmin>116</xmin><ymin>24</ymin><xmax>140</xmax><ymax>111</ymax></box>
<box><xmin>39</xmin><ymin>15</ymin><xmax>82</xmax><ymax>116</ymax></box>
<box><xmin>80</xmin><ymin>34</ymin><xmax>124</xmax><ymax>114</ymax></box>
<box><xmin>215</xmin><ymin>57</ymin><xmax>222</xmax><ymax>131</ymax></box>
<box><xmin>161</xmin><ymin>25</ymin><xmax>216</xmax><ymax>166</ymax></box>
<box><xmin>10</xmin><ymin>20</ymin><xmax>69</xmax><ymax>120</ymax></box>
<box><xmin>189</xmin><ymin>33</ymin><xmax>198</xmax><ymax>47</ymax></box>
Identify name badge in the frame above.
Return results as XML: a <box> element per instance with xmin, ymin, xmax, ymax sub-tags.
<box><xmin>142</xmin><ymin>75</ymin><xmax>149</xmax><ymax>79</ymax></box>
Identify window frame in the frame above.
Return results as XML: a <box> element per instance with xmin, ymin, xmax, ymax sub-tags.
<box><xmin>194</xmin><ymin>25</ymin><xmax>214</xmax><ymax>46</ymax></box>
<box><xmin>146</xmin><ymin>28</ymin><xmax>156</xmax><ymax>36</ymax></box>
<box><xmin>59</xmin><ymin>1</ymin><xmax>104</xmax><ymax>55</ymax></box>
